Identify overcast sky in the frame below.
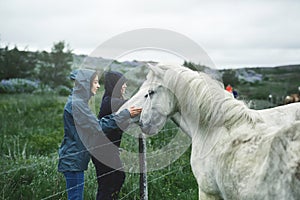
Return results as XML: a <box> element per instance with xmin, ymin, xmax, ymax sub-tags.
<box><xmin>1</xmin><ymin>0</ymin><xmax>300</xmax><ymax>69</ymax></box>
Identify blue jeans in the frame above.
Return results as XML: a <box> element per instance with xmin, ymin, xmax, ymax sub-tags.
<box><xmin>64</xmin><ymin>171</ymin><xmax>84</xmax><ymax>200</ymax></box>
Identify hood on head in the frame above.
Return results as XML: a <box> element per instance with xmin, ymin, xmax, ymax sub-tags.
<box><xmin>73</xmin><ymin>69</ymin><xmax>97</xmax><ymax>101</ymax></box>
<box><xmin>103</xmin><ymin>71</ymin><xmax>127</xmax><ymax>98</ymax></box>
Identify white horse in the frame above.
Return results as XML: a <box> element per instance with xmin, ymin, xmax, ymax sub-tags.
<box><xmin>119</xmin><ymin>63</ymin><xmax>300</xmax><ymax>200</ymax></box>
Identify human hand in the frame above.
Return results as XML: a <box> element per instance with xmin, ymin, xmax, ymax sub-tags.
<box><xmin>128</xmin><ymin>106</ymin><xmax>142</xmax><ymax>117</ymax></box>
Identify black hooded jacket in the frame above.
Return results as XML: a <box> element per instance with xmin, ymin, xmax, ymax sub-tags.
<box><xmin>98</xmin><ymin>71</ymin><xmax>127</xmax><ymax>147</ymax></box>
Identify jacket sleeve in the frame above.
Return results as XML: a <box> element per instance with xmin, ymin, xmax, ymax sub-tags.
<box><xmin>111</xmin><ymin>98</ymin><xmax>127</xmax><ymax>112</ymax></box>
<box><xmin>98</xmin><ymin>109</ymin><xmax>131</xmax><ymax>133</ymax></box>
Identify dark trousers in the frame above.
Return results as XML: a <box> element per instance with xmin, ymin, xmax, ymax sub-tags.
<box><xmin>91</xmin><ymin>154</ymin><xmax>125</xmax><ymax>200</ymax></box>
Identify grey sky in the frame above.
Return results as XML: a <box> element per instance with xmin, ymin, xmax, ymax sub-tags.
<box><xmin>0</xmin><ymin>0</ymin><xmax>299</xmax><ymax>69</ymax></box>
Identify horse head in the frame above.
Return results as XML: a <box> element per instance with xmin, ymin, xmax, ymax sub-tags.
<box><xmin>118</xmin><ymin>63</ymin><xmax>179</xmax><ymax>135</ymax></box>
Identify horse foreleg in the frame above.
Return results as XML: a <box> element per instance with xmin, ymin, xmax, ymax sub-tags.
<box><xmin>199</xmin><ymin>188</ymin><xmax>223</xmax><ymax>200</ymax></box>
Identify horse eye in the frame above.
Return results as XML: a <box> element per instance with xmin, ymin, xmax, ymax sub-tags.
<box><xmin>144</xmin><ymin>90</ymin><xmax>155</xmax><ymax>98</ymax></box>
<box><xmin>148</xmin><ymin>90</ymin><xmax>155</xmax><ymax>95</ymax></box>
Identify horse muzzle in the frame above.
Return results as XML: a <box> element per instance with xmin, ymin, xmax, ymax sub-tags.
<box><xmin>139</xmin><ymin>120</ymin><xmax>158</xmax><ymax>135</ymax></box>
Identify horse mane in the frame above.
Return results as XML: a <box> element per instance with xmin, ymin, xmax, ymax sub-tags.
<box><xmin>154</xmin><ymin>63</ymin><xmax>262</xmax><ymax>130</ymax></box>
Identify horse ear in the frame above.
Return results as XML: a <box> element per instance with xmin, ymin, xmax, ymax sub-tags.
<box><xmin>147</xmin><ymin>63</ymin><xmax>165</xmax><ymax>77</ymax></box>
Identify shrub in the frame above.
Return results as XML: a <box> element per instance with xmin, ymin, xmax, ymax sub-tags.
<box><xmin>0</xmin><ymin>78</ymin><xmax>39</xmax><ymax>93</ymax></box>
<box><xmin>29</xmin><ymin>131</ymin><xmax>63</xmax><ymax>155</ymax></box>
<box><xmin>55</xmin><ymin>85</ymin><xmax>71</xmax><ymax>96</ymax></box>
<box><xmin>32</xmin><ymin>84</ymin><xmax>54</xmax><ymax>95</ymax></box>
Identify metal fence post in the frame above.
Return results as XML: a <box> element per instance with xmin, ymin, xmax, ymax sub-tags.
<box><xmin>139</xmin><ymin>133</ymin><xmax>148</xmax><ymax>200</ymax></box>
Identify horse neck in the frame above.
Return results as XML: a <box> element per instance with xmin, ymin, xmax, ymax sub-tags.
<box><xmin>171</xmin><ymin>112</ymin><xmax>195</xmax><ymax>138</ymax></box>
<box><xmin>165</xmin><ymin>69</ymin><xmax>259</xmax><ymax>135</ymax></box>
<box><xmin>165</xmin><ymin>70</ymin><xmax>209</xmax><ymax>138</ymax></box>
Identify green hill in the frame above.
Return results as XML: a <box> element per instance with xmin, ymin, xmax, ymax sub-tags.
<box><xmin>220</xmin><ymin>65</ymin><xmax>300</xmax><ymax>108</ymax></box>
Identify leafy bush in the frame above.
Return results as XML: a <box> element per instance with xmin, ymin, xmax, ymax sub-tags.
<box><xmin>32</xmin><ymin>84</ymin><xmax>54</xmax><ymax>95</ymax></box>
<box><xmin>55</xmin><ymin>85</ymin><xmax>71</xmax><ymax>96</ymax></box>
<box><xmin>29</xmin><ymin>131</ymin><xmax>63</xmax><ymax>155</ymax></box>
<box><xmin>0</xmin><ymin>78</ymin><xmax>39</xmax><ymax>93</ymax></box>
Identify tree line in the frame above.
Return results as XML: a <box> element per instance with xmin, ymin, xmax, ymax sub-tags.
<box><xmin>0</xmin><ymin>41</ymin><xmax>73</xmax><ymax>88</ymax></box>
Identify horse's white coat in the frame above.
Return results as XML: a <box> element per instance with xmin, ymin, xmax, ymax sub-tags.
<box><xmin>119</xmin><ymin>63</ymin><xmax>300</xmax><ymax>200</ymax></box>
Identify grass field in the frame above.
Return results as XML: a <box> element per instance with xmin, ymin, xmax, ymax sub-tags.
<box><xmin>0</xmin><ymin>93</ymin><xmax>198</xmax><ymax>200</ymax></box>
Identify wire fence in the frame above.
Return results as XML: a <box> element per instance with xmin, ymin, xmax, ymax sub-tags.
<box><xmin>2</xmin><ymin>126</ymin><xmax>189</xmax><ymax>199</ymax></box>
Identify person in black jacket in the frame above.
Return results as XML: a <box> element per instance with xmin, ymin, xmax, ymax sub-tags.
<box><xmin>92</xmin><ymin>71</ymin><xmax>130</xmax><ymax>200</ymax></box>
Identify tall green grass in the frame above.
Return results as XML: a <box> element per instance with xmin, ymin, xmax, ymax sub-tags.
<box><xmin>0</xmin><ymin>94</ymin><xmax>66</xmax><ymax>157</ymax></box>
<box><xmin>0</xmin><ymin>94</ymin><xmax>198</xmax><ymax>199</ymax></box>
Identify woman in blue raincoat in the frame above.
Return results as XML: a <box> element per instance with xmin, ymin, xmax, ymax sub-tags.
<box><xmin>58</xmin><ymin>69</ymin><xmax>141</xmax><ymax>200</ymax></box>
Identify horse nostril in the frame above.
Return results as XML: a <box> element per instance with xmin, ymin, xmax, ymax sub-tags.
<box><xmin>140</xmin><ymin>124</ymin><xmax>151</xmax><ymax>134</ymax></box>
<box><xmin>139</xmin><ymin>120</ymin><xmax>144</xmax><ymax>127</ymax></box>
